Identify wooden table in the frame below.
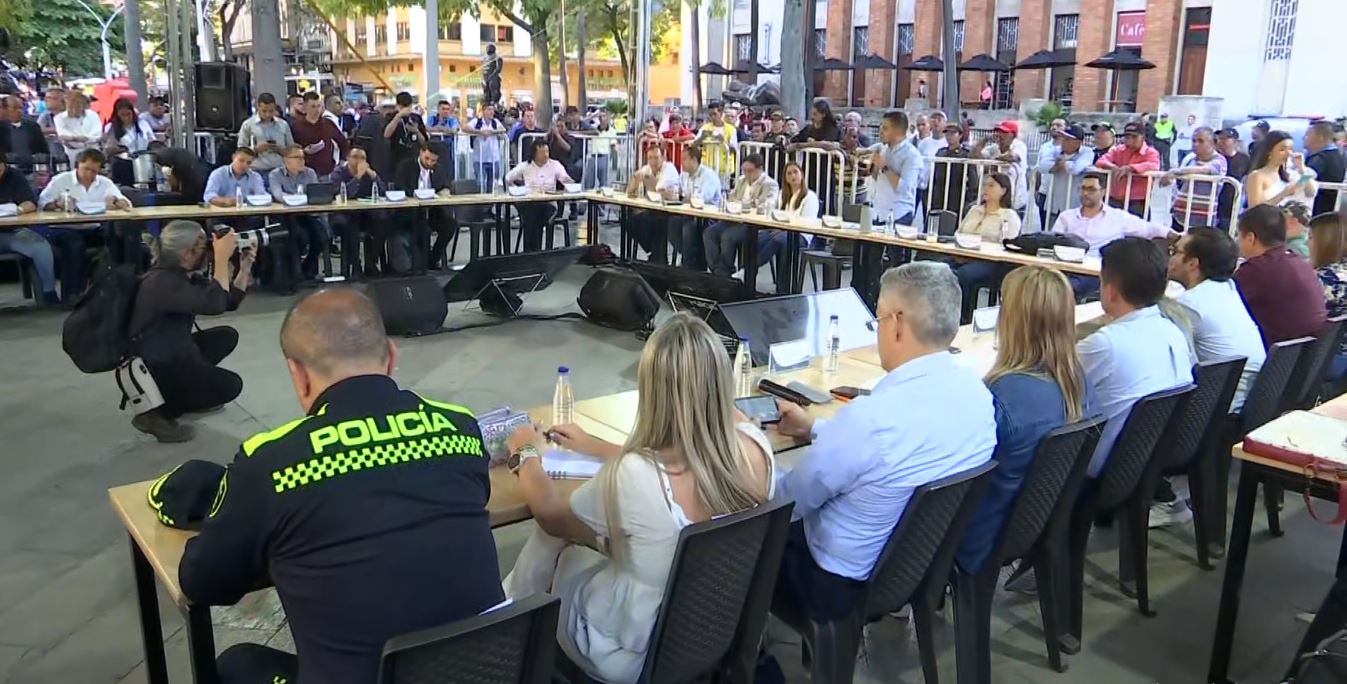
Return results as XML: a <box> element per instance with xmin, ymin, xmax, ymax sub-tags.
<box><xmin>108</xmin><ymin>404</ymin><xmax>623</xmax><ymax>684</ymax></box>
<box><xmin>1207</xmin><ymin>396</ymin><xmax>1347</xmax><ymax>684</ymax></box>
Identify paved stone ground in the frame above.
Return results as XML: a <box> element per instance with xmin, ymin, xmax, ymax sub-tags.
<box><xmin>0</xmin><ymin>218</ymin><xmax>1334</xmax><ymax>683</ymax></box>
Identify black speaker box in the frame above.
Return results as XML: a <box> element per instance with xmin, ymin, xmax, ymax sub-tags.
<box><xmin>368</xmin><ymin>276</ymin><xmax>447</xmax><ymax>336</ymax></box>
<box><xmin>194</xmin><ymin>62</ymin><xmax>251</xmax><ymax>132</ymax></box>
<box><xmin>578</xmin><ymin>267</ymin><xmax>662</xmax><ymax>332</ymax></box>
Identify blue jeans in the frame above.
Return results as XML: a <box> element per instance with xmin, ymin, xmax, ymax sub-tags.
<box><xmin>703</xmin><ymin>221</ymin><xmax>781</xmax><ymax>276</ymax></box>
<box><xmin>475</xmin><ymin>161</ymin><xmax>500</xmax><ymax>193</ymax></box>
<box><xmin>0</xmin><ymin>227</ymin><xmax>56</xmax><ymax>297</ymax></box>
<box><xmin>583</xmin><ymin>154</ymin><xmax>610</xmax><ymax>190</ymax></box>
<box><xmin>955</xmin><ymin>260</ymin><xmax>1010</xmax><ymax>323</ymax></box>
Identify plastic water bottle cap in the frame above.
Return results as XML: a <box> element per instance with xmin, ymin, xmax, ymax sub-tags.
<box><xmin>558</xmin><ymin>366</ymin><xmax>570</xmax><ymax>374</ymax></box>
<box><xmin>830</xmin><ymin>315</ymin><xmax>839</xmax><ymax>321</ymax></box>
<box><xmin>739</xmin><ymin>336</ymin><xmax>749</xmax><ymax>342</ymax></box>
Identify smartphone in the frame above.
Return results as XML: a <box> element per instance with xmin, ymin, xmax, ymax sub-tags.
<box><xmin>830</xmin><ymin>386</ymin><xmax>871</xmax><ymax>401</ymax></box>
<box><xmin>734</xmin><ymin>396</ymin><xmax>781</xmax><ymax>424</ymax></box>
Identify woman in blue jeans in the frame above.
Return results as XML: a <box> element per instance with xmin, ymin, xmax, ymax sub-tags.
<box><xmin>956</xmin><ymin>265</ymin><xmax>1092</xmax><ymax>574</ymax></box>
<box><xmin>1309</xmin><ymin>213</ymin><xmax>1347</xmax><ymax>380</ymax></box>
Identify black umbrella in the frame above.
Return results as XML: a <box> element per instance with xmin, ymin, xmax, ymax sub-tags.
<box><xmin>734</xmin><ymin>61</ymin><xmax>781</xmax><ymax>74</ymax></box>
<box><xmin>1085</xmin><ymin>49</ymin><xmax>1155</xmax><ymax>70</ymax></box>
<box><xmin>813</xmin><ymin>57</ymin><xmax>855</xmax><ymax>71</ymax></box>
<box><xmin>697</xmin><ymin>62</ymin><xmax>738</xmax><ymax>76</ymax></box>
<box><xmin>1013</xmin><ymin>49</ymin><xmax>1077</xmax><ymax>70</ymax></box>
<box><xmin>958</xmin><ymin>53</ymin><xmax>1013</xmax><ymax>71</ymax></box>
<box><xmin>905</xmin><ymin>54</ymin><xmax>944</xmax><ymax>71</ymax></box>
<box><xmin>855</xmin><ymin>53</ymin><xmax>898</xmax><ymax>70</ymax></box>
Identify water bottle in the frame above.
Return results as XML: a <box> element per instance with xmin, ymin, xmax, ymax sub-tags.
<box><xmin>734</xmin><ymin>337</ymin><xmax>753</xmax><ymax>398</ymax></box>
<box><xmin>234</xmin><ymin>185</ymin><xmax>244</xmax><ymax>207</ymax></box>
<box><xmin>337</xmin><ymin>181</ymin><xmax>348</xmax><ymax>205</ymax></box>
<box><xmin>886</xmin><ymin>211</ymin><xmax>896</xmax><ymax>236</ymax></box>
<box><xmin>858</xmin><ymin>203</ymin><xmax>872</xmax><ymax>232</ymax></box>
<box><xmin>296</xmin><ymin>183</ymin><xmax>305</xmax><ymax>195</ymax></box>
<box><xmin>60</xmin><ymin>188</ymin><xmax>72</xmax><ymax>214</ymax></box>
<box><xmin>552</xmin><ymin>366</ymin><xmax>574</xmax><ymax>427</ymax></box>
<box><xmin>825</xmin><ymin>315</ymin><xmax>840</xmax><ymax>373</ymax></box>
<box><xmin>370</xmin><ymin>181</ymin><xmax>379</xmax><ymax>204</ymax></box>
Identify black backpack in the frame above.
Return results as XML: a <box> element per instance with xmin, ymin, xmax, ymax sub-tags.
<box><xmin>62</xmin><ymin>264</ymin><xmax>140</xmax><ymax>373</ymax></box>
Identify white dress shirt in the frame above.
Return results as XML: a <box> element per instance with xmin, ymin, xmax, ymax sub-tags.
<box><xmin>773</xmin><ymin>351</ymin><xmax>996</xmax><ymax>580</ymax></box>
<box><xmin>1050</xmin><ymin>204</ymin><xmax>1171</xmax><ymax>255</ymax></box>
<box><xmin>1078</xmin><ymin>306</ymin><xmax>1194</xmax><ymax>476</ymax></box>
<box><xmin>53</xmin><ymin>110</ymin><xmax>103</xmax><ymax>165</ymax></box>
<box><xmin>981</xmin><ymin>139</ymin><xmax>1029</xmax><ymax>209</ymax></box>
<box><xmin>1176</xmin><ymin>278</ymin><xmax>1266</xmax><ymax>412</ymax></box>
<box><xmin>37</xmin><ymin>171</ymin><xmax>131</xmax><ymax>228</ymax></box>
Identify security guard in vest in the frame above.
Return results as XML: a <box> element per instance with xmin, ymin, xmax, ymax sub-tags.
<box><xmin>179</xmin><ymin>288</ymin><xmax>505</xmax><ymax>684</ymax></box>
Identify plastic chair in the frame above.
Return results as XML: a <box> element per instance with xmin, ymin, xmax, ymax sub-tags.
<box><xmin>377</xmin><ymin>593</ymin><xmax>560</xmax><ymax>684</ymax></box>
<box><xmin>1065</xmin><ymin>384</ymin><xmax>1194</xmax><ymax>649</ymax></box>
<box><xmin>1152</xmin><ymin>357</ymin><xmax>1247</xmax><ymax>571</ymax></box>
<box><xmin>774</xmin><ymin>461</ymin><xmax>998</xmax><ymax>684</ymax></box>
<box><xmin>451</xmin><ymin>179</ymin><xmax>496</xmax><ymax>261</ymax></box>
<box><xmin>952</xmin><ymin>416</ymin><xmax>1105</xmax><ymax>680</ymax></box>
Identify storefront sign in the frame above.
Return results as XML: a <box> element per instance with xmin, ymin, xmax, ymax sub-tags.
<box><xmin>1116</xmin><ymin>12</ymin><xmax>1146</xmax><ymax>47</ymax></box>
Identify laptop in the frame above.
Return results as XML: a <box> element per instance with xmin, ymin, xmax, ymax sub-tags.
<box><xmin>305</xmin><ymin>182</ymin><xmax>338</xmax><ymax>205</ymax></box>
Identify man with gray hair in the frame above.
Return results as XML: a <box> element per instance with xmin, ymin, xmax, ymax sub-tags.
<box><xmin>126</xmin><ymin>220</ymin><xmax>254</xmax><ymax>441</ymax></box>
<box><xmin>770</xmin><ymin>262</ymin><xmax>997</xmax><ymax>622</ymax></box>
<box><xmin>843</xmin><ymin>110</ymin><xmax>873</xmax><ymax>147</ymax></box>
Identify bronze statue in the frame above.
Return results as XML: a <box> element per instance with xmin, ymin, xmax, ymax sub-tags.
<box><xmin>481</xmin><ymin>43</ymin><xmax>502</xmax><ymax>109</ymax></box>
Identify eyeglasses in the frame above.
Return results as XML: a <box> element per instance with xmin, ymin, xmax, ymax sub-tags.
<box><xmin>864</xmin><ymin>311</ymin><xmax>900</xmax><ymax>331</ymax></box>
<box><xmin>284</xmin><ymin>155</ymin><xmax>304</xmax><ymax>160</ymax></box>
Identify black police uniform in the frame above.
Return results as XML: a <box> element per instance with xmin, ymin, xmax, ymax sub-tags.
<box><xmin>179</xmin><ymin>375</ymin><xmax>505</xmax><ymax>684</ymax></box>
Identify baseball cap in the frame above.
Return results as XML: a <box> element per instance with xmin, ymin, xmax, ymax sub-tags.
<box><xmin>769</xmin><ymin>110</ymin><xmax>784</xmax><ymax>121</ymax></box>
<box><xmin>147</xmin><ymin>460</ymin><xmax>226</xmax><ymax>529</ymax></box>
<box><xmin>1254</xmin><ymin>120</ymin><xmax>1271</xmax><ymax>131</ymax></box>
<box><xmin>1060</xmin><ymin>124</ymin><xmax>1086</xmax><ymax>141</ymax></box>
<box><xmin>993</xmin><ymin>120</ymin><xmax>1018</xmax><ymax>136</ymax></box>
<box><xmin>1091</xmin><ymin>121</ymin><xmax>1116</xmax><ymax>133</ymax></box>
<box><xmin>943</xmin><ymin>122</ymin><xmax>962</xmax><ymax>133</ymax></box>
<box><xmin>1159</xmin><ymin>112</ymin><xmax>1169</xmax><ymax>119</ymax></box>
<box><xmin>1123</xmin><ymin>122</ymin><xmax>1145</xmax><ymax>136</ymax></box>
<box><xmin>1218</xmin><ymin>127</ymin><xmax>1240</xmax><ymax>140</ymax></box>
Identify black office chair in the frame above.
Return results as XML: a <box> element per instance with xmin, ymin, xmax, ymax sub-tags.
<box><xmin>451</xmin><ymin>178</ymin><xmax>497</xmax><ymax>262</ymax></box>
<box><xmin>377</xmin><ymin>593</ymin><xmax>560</xmax><ymax>684</ymax></box>
<box><xmin>559</xmin><ymin>499</ymin><xmax>794</xmax><ymax>684</ymax></box>
<box><xmin>1151</xmin><ymin>357</ymin><xmax>1247</xmax><ymax>571</ymax></box>
<box><xmin>1065</xmin><ymin>383</ymin><xmax>1194</xmax><ymax>650</ymax></box>
<box><xmin>775</xmin><ymin>461</ymin><xmax>998</xmax><ymax>684</ymax></box>
<box><xmin>952</xmin><ymin>416</ymin><xmax>1104</xmax><ymax>680</ymax></box>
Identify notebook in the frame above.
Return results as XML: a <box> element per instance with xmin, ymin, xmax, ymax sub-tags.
<box><xmin>542</xmin><ymin>449</ymin><xmax>604</xmax><ymax>479</ymax></box>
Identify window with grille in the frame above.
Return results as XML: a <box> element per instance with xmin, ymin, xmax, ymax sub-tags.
<box><xmin>953</xmin><ymin>20</ymin><xmax>964</xmax><ymax>52</ymax></box>
<box><xmin>396</xmin><ymin>22</ymin><xmax>410</xmax><ymax>41</ymax></box>
<box><xmin>375</xmin><ymin>25</ymin><xmax>387</xmax><ymax>44</ymax></box>
<box><xmin>853</xmin><ymin>26</ymin><xmax>869</xmax><ymax>57</ymax></box>
<box><xmin>480</xmin><ymin>24</ymin><xmax>494</xmax><ymax>43</ymax></box>
<box><xmin>814</xmin><ymin>29</ymin><xmax>826</xmax><ymax>58</ymax></box>
<box><xmin>1053</xmin><ymin>14</ymin><xmax>1078</xmax><ymax>50</ymax></box>
<box><xmin>996</xmin><ymin>18</ymin><xmax>1018</xmax><ymax>108</ymax></box>
<box><xmin>1265</xmin><ymin>0</ymin><xmax>1298</xmax><ymax>61</ymax></box>
<box><xmin>354</xmin><ymin>25</ymin><xmax>367</xmax><ymax>43</ymax></box>
<box><xmin>897</xmin><ymin>24</ymin><xmax>914</xmax><ymax>56</ymax></box>
<box><xmin>438</xmin><ymin>22</ymin><xmax>461</xmax><ymax>41</ymax></box>
<box><xmin>997</xmin><ymin>18</ymin><xmax>1018</xmax><ymax>53</ymax></box>
<box><xmin>735</xmin><ymin>33</ymin><xmax>752</xmax><ymax>62</ymax></box>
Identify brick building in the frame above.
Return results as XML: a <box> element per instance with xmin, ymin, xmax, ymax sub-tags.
<box><xmin>814</xmin><ymin>0</ymin><xmax>1216</xmax><ymax>114</ymax></box>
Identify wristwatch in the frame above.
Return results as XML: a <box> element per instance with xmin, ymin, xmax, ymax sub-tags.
<box><xmin>507</xmin><ymin>444</ymin><xmax>542</xmax><ymax>474</ymax></box>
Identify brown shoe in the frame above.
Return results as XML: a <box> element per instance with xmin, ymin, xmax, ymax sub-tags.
<box><xmin>132</xmin><ymin>409</ymin><xmax>196</xmax><ymax>443</ymax></box>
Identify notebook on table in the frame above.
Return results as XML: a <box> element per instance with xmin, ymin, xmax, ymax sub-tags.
<box><xmin>542</xmin><ymin>449</ymin><xmax>604</xmax><ymax>479</ymax></box>
<box><xmin>1243</xmin><ymin>410</ymin><xmax>1347</xmax><ymax>524</ymax></box>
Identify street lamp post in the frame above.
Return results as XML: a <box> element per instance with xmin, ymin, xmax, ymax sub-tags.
<box><xmin>72</xmin><ymin>0</ymin><xmax>125</xmax><ymax>79</ymax></box>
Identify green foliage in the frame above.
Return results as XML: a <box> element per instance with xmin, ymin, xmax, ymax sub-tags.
<box><xmin>604</xmin><ymin>98</ymin><xmax>626</xmax><ymax>115</ymax></box>
<box><xmin>8</xmin><ymin>0</ymin><xmax>126</xmax><ymax>77</ymax></box>
<box><xmin>1031</xmin><ymin>101</ymin><xmax>1067</xmax><ymax>131</ymax></box>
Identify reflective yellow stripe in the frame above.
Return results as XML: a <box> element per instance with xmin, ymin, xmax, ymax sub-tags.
<box><xmin>147</xmin><ymin>463</ymin><xmax>183</xmax><ymax>526</ymax></box>
<box><xmin>413</xmin><ymin>393</ymin><xmax>475</xmax><ymax>419</ymax></box>
<box><xmin>242</xmin><ymin>416</ymin><xmax>313</xmax><ymax>457</ymax></box>
<box><xmin>208</xmin><ymin>468</ymin><xmax>229</xmax><ymax>518</ymax></box>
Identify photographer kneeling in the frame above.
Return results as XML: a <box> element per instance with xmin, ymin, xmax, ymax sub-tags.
<box><xmin>127</xmin><ymin>220</ymin><xmax>254</xmax><ymax>442</ymax></box>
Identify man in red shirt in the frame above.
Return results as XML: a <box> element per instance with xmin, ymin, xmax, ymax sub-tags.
<box><xmin>1094</xmin><ymin>121</ymin><xmax>1161</xmax><ymax>218</ymax></box>
<box><xmin>1232</xmin><ymin>204</ymin><xmax>1326</xmax><ymax>348</ymax></box>
<box><xmin>290</xmin><ymin>91</ymin><xmax>350</xmax><ymax>179</ymax></box>
<box><xmin>660</xmin><ymin>111</ymin><xmax>696</xmax><ymax>171</ymax></box>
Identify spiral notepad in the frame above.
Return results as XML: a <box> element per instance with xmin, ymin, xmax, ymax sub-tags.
<box><xmin>542</xmin><ymin>449</ymin><xmax>604</xmax><ymax>479</ymax></box>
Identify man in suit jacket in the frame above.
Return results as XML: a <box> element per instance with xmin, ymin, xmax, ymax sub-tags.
<box><xmin>394</xmin><ymin>143</ymin><xmax>457</xmax><ymax>272</ymax></box>
<box><xmin>2</xmin><ymin>95</ymin><xmax>50</xmax><ymax>174</ymax></box>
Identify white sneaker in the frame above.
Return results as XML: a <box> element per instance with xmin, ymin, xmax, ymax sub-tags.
<box><xmin>1148</xmin><ymin>500</ymin><xmax>1193</xmax><ymax>528</ymax></box>
<box><xmin>1170</xmin><ymin>475</ymin><xmax>1191</xmax><ymax>502</ymax></box>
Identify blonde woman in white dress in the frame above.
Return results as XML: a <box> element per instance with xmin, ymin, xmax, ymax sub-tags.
<box><xmin>503</xmin><ymin>313</ymin><xmax>776</xmax><ymax>684</ymax></box>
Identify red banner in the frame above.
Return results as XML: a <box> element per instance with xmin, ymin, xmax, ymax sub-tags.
<box><xmin>1116</xmin><ymin>12</ymin><xmax>1146</xmax><ymax>47</ymax></box>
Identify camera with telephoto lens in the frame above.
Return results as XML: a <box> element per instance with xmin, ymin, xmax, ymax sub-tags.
<box><xmin>212</xmin><ymin>225</ymin><xmax>288</xmax><ymax>252</ymax></box>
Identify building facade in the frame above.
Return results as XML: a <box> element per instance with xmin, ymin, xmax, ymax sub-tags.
<box><xmin>329</xmin><ymin>8</ymin><xmax>681</xmax><ymax>108</ymax></box>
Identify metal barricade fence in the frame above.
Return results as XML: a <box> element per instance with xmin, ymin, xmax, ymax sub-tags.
<box><xmin>1029</xmin><ymin>168</ymin><xmax>1244</xmax><ymax>234</ymax></box>
<box><xmin>451</xmin><ymin>133</ymin><xmax>511</xmax><ymax>193</ymax></box>
<box><xmin>796</xmin><ymin>148</ymin><xmax>847</xmax><ymax>219</ymax></box>
<box><xmin>923</xmin><ymin>156</ymin><xmax>1013</xmax><ymax>226</ymax></box>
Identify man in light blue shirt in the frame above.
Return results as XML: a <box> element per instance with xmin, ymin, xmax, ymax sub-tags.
<box><xmin>204</xmin><ymin>147</ymin><xmax>267</xmax><ymax>206</ymax></box>
<box><xmin>670</xmin><ymin>147</ymin><xmax>722</xmax><ymax>270</ymax></box>
<box><xmin>1079</xmin><ymin>237</ymin><xmax>1194</xmax><ymax>478</ymax></box>
<box><xmin>872</xmin><ymin>110</ymin><xmax>925</xmax><ymax>225</ymax></box>
<box><xmin>771</xmin><ymin>262</ymin><xmax>997</xmax><ymax>620</ymax></box>
<box><xmin>1035</xmin><ymin>124</ymin><xmax>1095</xmax><ymax>230</ymax></box>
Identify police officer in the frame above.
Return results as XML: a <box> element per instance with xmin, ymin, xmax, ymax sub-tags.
<box><xmin>179</xmin><ymin>289</ymin><xmax>504</xmax><ymax>684</ymax></box>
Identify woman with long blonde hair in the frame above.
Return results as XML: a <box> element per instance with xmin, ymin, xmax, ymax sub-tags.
<box><xmin>957</xmin><ymin>264</ymin><xmax>1091</xmax><ymax>572</ymax></box>
<box><xmin>503</xmin><ymin>313</ymin><xmax>774</xmax><ymax>683</ymax></box>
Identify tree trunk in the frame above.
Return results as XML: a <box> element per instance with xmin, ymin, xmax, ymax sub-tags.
<box><xmin>124</xmin><ymin>0</ymin><xmax>148</xmax><ymax>103</ymax></box>
<box><xmin>689</xmin><ymin>3</ymin><xmax>702</xmax><ymax>112</ymax></box>
<box><xmin>780</xmin><ymin>0</ymin><xmax>804</xmax><ymax>119</ymax></box>
<box><xmin>533</xmin><ymin>27</ymin><xmax>555</xmax><ymax>128</ymax></box>
<box><xmin>576</xmin><ymin>13</ymin><xmax>587</xmax><ymax>110</ymax></box>
<box><xmin>251</xmin><ymin>0</ymin><xmax>286</xmax><ymax>99</ymax></box>
<box><xmin>557</xmin><ymin>1</ymin><xmax>569</xmax><ymax>109</ymax></box>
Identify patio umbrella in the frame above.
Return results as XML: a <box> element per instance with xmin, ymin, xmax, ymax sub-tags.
<box><xmin>1085</xmin><ymin>49</ymin><xmax>1156</xmax><ymax>70</ymax></box>
<box><xmin>1013</xmin><ymin>49</ymin><xmax>1077</xmax><ymax>70</ymax></box>
<box><xmin>905</xmin><ymin>54</ymin><xmax>944</xmax><ymax>71</ymax></box>
<box><xmin>697</xmin><ymin>62</ymin><xmax>738</xmax><ymax>76</ymax></box>
<box><xmin>958</xmin><ymin>54</ymin><xmax>1013</xmax><ymax>72</ymax></box>
<box><xmin>813</xmin><ymin>57</ymin><xmax>855</xmax><ymax>71</ymax></box>
<box><xmin>855</xmin><ymin>53</ymin><xmax>898</xmax><ymax>70</ymax></box>
<box><xmin>734</xmin><ymin>61</ymin><xmax>781</xmax><ymax>74</ymax></box>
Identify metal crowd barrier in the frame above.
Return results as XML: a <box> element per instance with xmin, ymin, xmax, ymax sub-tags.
<box><xmin>1028</xmin><ymin>167</ymin><xmax>1244</xmax><ymax>234</ymax></box>
<box><xmin>921</xmin><ymin>156</ymin><xmax>1013</xmax><ymax>226</ymax></box>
